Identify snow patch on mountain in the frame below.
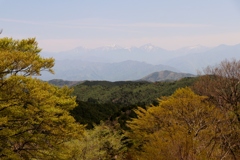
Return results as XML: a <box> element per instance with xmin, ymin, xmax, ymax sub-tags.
<box><xmin>140</xmin><ymin>44</ymin><xmax>160</xmax><ymax>52</ymax></box>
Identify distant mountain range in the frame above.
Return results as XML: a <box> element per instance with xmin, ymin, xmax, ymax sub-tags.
<box><xmin>162</xmin><ymin>44</ymin><xmax>240</xmax><ymax>73</ymax></box>
<box><xmin>41</xmin><ymin>44</ymin><xmax>210</xmax><ymax>64</ymax></box>
<box><xmin>40</xmin><ymin>43</ymin><xmax>240</xmax><ymax>81</ymax></box>
<box><xmin>41</xmin><ymin>60</ymin><xmax>177</xmax><ymax>81</ymax></box>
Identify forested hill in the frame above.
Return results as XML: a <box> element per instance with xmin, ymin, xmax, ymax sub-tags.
<box><xmin>73</xmin><ymin>78</ymin><xmax>196</xmax><ymax>104</ymax></box>
<box><xmin>70</xmin><ymin>77</ymin><xmax>198</xmax><ymax>129</ymax></box>
<box><xmin>139</xmin><ymin>70</ymin><xmax>196</xmax><ymax>82</ymax></box>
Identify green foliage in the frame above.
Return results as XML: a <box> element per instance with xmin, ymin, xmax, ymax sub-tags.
<box><xmin>61</xmin><ymin>122</ymin><xmax>127</xmax><ymax>160</ymax></box>
<box><xmin>73</xmin><ymin>78</ymin><xmax>197</xmax><ymax>105</ymax></box>
<box><xmin>0</xmin><ymin>37</ymin><xmax>84</xmax><ymax>159</ymax></box>
<box><xmin>71</xmin><ymin>78</ymin><xmax>197</xmax><ymax>129</ymax></box>
<box><xmin>71</xmin><ymin>101</ymin><xmax>122</xmax><ymax>129</ymax></box>
<box><xmin>0</xmin><ymin>37</ymin><xmax>54</xmax><ymax>77</ymax></box>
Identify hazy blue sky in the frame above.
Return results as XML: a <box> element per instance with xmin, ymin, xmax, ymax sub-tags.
<box><xmin>1</xmin><ymin>0</ymin><xmax>240</xmax><ymax>51</ymax></box>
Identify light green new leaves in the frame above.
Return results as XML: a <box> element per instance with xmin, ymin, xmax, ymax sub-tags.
<box><xmin>0</xmin><ymin>37</ymin><xmax>84</xmax><ymax>159</ymax></box>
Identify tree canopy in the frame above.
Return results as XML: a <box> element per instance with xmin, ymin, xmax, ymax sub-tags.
<box><xmin>192</xmin><ymin>59</ymin><xmax>240</xmax><ymax>159</ymax></box>
<box><xmin>127</xmin><ymin>87</ymin><xmax>239</xmax><ymax>159</ymax></box>
<box><xmin>63</xmin><ymin>121</ymin><xmax>126</xmax><ymax>160</ymax></box>
<box><xmin>193</xmin><ymin>59</ymin><xmax>240</xmax><ymax>121</ymax></box>
<box><xmin>0</xmin><ymin>37</ymin><xmax>84</xmax><ymax>159</ymax></box>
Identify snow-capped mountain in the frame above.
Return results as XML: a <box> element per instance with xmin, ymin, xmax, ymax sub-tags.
<box><xmin>139</xmin><ymin>43</ymin><xmax>165</xmax><ymax>52</ymax></box>
<box><xmin>94</xmin><ymin>44</ymin><xmax>123</xmax><ymax>51</ymax></box>
<box><xmin>41</xmin><ymin>44</ymin><xmax>171</xmax><ymax>64</ymax></box>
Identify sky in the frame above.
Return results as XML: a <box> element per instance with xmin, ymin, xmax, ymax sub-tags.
<box><xmin>1</xmin><ymin>0</ymin><xmax>240</xmax><ymax>52</ymax></box>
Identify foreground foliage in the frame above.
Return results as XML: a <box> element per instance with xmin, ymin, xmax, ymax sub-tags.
<box><xmin>127</xmin><ymin>87</ymin><xmax>239</xmax><ymax>159</ymax></box>
<box><xmin>193</xmin><ymin>59</ymin><xmax>240</xmax><ymax>159</ymax></box>
<box><xmin>62</xmin><ymin>122</ymin><xmax>126</xmax><ymax>160</ymax></box>
<box><xmin>0</xmin><ymin>38</ymin><xmax>84</xmax><ymax>159</ymax></box>
<box><xmin>127</xmin><ymin>88</ymin><xmax>219</xmax><ymax>159</ymax></box>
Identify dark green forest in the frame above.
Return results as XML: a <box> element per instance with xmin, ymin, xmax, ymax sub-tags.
<box><xmin>70</xmin><ymin>77</ymin><xmax>197</xmax><ymax>129</ymax></box>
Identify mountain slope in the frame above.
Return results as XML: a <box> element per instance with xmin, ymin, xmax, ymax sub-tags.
<box><xmin>48</xmin><ymin>79</ymin><xmax>83</xmax><ymax>87</ymax></box>
<box><xmin>139</xmin><ymin>70</ymin><xmax>195</xmax><ymax>82</ymax></box>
